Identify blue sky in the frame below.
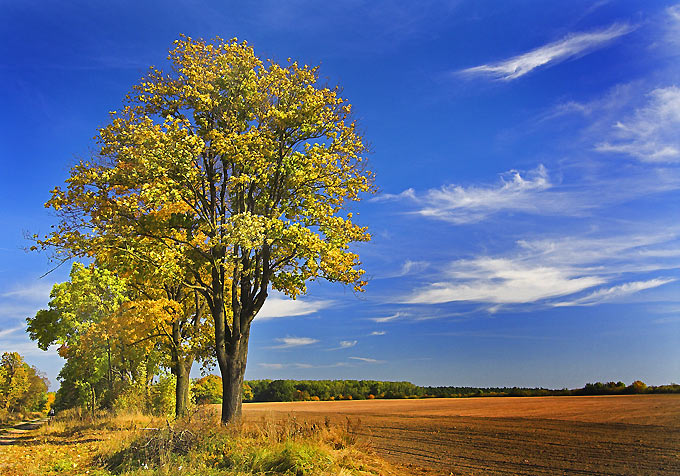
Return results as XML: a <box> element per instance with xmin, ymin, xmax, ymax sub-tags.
<box><xmin>2</xmin><ymin>0</ymin><xmax>680</xmax><ymax>389</ymax></box>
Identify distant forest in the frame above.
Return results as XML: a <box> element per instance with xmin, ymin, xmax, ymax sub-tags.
<box><xmin>191</xmin><ymin>376</ymin><xmax>680</xmax><ymax>405</ymax></box>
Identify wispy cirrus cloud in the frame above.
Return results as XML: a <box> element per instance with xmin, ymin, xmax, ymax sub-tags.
<box><xmin>417</xmin><ymin>165</ymin><xmax>551</xmax><ymax>222</ymax></box>
<box><xmin>259</xmin><ymin>363</ymin><xmax>284</xmax><ymax>369</ymax></box>
<box><xmin>369</xmin><ymin>312</ymin><xmax>404</xmax><ymax>323</ymax></box>
<box><xmin>370</xmin><ymin>331</ymin><xmax>386</xmax><ymax>336</ymax></box>
<box><xmin>400</xmin><ymin>229</ymin><xmax>680</xmax><ymax>307</ymax></box>
<box><xmin>554</xmin><ymin>278</ymin><xmax>676</xmax><ymax>307</ymax></box>
<box><xmin>595</xmin><ymin>86</ymin><xmax>680</xmax><ymax>163</ymax></box>
<box><xmin>1</xmin><ymin>282</ymin><xmax>53</xmax><ymax>301</ymax></box>
<box><xmin>0</xmin><ymin>280</ymin><xmax>57</xmax><ymax>322</ymax></box>
<box><xmin>377</xmin><ymin>165</ymin><xmax>570</xmax><ymax>223</ymax></box>
<box><xmin>516</xmin><ymin>232</ymin><xmax>680</xmax><ymax>270</ymax></box>
<box><xmin>376</xmin><ymin>162</ymin><xmax>680</xmax><ymax>225</ymax></box>
<box><xmin>402</xmin><ymin>257</ymin><xmax>604</xmax><ymax>305</ymax></box>
<box><xmin>0</xmin><ymin>339</ymin><xmax>58</xmax><ymax>357</ymax></box>
<box><xmin>0</xmin><ymin>324</ymin><xmax>25</xmax><ymax>338</ymax></box>
<box><xmin>348</xmin><ymin>356</ymin><xmax>385</xmax><ymax>363</ymax></box>
<box><xmin>392</xmin><ymin>260</ymin><xmax>430</xmax><ymax>277</ymax></box>
<box><xmin>670</xmin><ymin>4</ymin><xmax>680</xmax><ymax>21</ymax></box>
<box><xmin>327</xmin><ymin>340</ymin><xmax>358</xmax><ymax>351</ymax></box>
<box><xmin>653</xmin><ymin>316</ymin><xmax>680</xmax><ymax>324</ymax></box>
<box><xmin>662</xmin><ymin>4</ymin><xmax>680</xmax><ymax>48</ymax></box>
<box><xmin>256</xmin><ymin>292</ymin><xmax>331</xmax><ymax>320</ymax></box>
<box><xmin>460</xmin><ymin>23</ymin><xmax>634</xmax><ymax>80</ymax></box>
<box><xmin>270</xmin><ymin>336</ymin><xmax>319</xmax><ymax>349</ymax></box>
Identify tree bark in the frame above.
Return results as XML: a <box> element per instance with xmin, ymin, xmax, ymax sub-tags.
<box><xmin>171</xmin><ymin>318</ymin><xmax>195</xmax><ymax>418</ymax></box>
<box><xmin>219</xmin><ymin>330</ymin><xmax>250</xmax><ymax>423</ymax></box>
<box><xmin>174</xmin><ymin>358</ymin><xmax>193</xmax><ymax>417</ymax></box>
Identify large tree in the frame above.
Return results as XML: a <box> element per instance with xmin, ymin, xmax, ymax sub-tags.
<box><xmin>39</xmin><ymin>36</ymin><xmax>373</xmax><ymax>422</ymax></box>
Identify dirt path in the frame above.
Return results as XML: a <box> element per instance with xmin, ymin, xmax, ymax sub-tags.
<box><xmin>0</xmin><ymin>419</ymin><xmax>47</xmax><ymax>446</ymax></box>
<box><xmin>244</xmin><ymin>395</ymin><xmax>680</xmax><ymax>476</ymax></box>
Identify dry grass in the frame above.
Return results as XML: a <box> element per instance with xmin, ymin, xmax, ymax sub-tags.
<box><xmin>0</xmin><ymin>407</ymin><xmax>404</xmax><ymax>476</ymax></box>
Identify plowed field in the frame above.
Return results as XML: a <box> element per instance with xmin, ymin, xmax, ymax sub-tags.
<box><xmin>243</xmin><ymin>395</ymin><xmax>680</xmax><ymax>475</ymax></box>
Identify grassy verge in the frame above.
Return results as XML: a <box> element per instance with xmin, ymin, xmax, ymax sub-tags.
<box><xmin>0</xmin><ymin>408</ymin><xmax>402</xmax><ymax>476</ymax></box>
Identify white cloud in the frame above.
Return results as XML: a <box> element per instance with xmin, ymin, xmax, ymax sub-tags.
<box><xmin>399</xmin><ymin>227</ymin><xmax>680</xmax><ymax>308</ymax></box>
<box><xmin>1</xmin><ymin>281</ymin><xmax>54</xmax><ymax>301</ymax></box>
<box><xmin>376</xmin><ymin>260</ymin><xmax>430</xmax><ymax>280</ymax></box>
<box><xmin>370</xmin><ymin>331</ymin><xmax>386</xmax><ymax>336</ymax></box>
<box><xmin>663</xmin><ymin>4</ymin><xmax>680</xmax><ymax>48</ymax></box>
<box><xmin>553</xmin><ymin>278</ymin><xmax>676</xmax><ymax>307</ymax></box>
<box><xmin>0</xmin><ymin>339</ymin><xmax>58</xmax><ymax>357</ymax></box>
<box><xmin>417</xmin><ymin>165</ymin><xmax>551</xmax><ymax>222</ymax></box>
<box><xmin>595</xmin><ymin>87</ymin><xmax>680</xmax><ymax>163</ymax></box>
<box><xmin>516</xmin><ymin>232</ymin><xmax>680</xmax><ymax>268</ymax></box>
<box><xmin>371</xmin><ymin>188</ymin><xmax>416</xmax><ymax>202</ymax></box>
<box><xmin>369</xmin><ymin>312</ymin><xmax>403</xmax><ymax>323</ymax></box>
<box><xmin>396</xmin><ymin>260</ymin><xmax>429</xmax><ymax>277</ymax></box>
<box><xmin>271</xmin><ymin>336</ymin><xmax>319</xmax><ymax>348</ymax></box>
<box><xmin>0</xmin><ymin>324</ymin><xmax>25</xmax><ymax>338</ymax></box>
<box><xmin>460</xmin><ymin>23</ymin><xmax>634</xmax><ymax>80</ymax></box>
<box><xmin>670</xmin><ymin>4</ymin><xmax>680</xmax><ymax>21</ymax></box>
<box><xmin>326</xmin><ymin>340</ymin><xmax>359</xmax><ymax>351</ymax></box>
<box><xmin>256</xmin><ymin>293</ymin><xmax>331</xmax><ymax>320</ymax></box>
<box><xmin>0</xmin><ymin>303</ymin><xmax>45</xmax><ymax>320</ymax></box>
<box><xmin>348</xmin><ymin>356</ymin><xmax>385</xmax><ymax>363</ymax></box>
<box><xmin>380</xmin><ymin>165</ymin><xmax>565</xmax><ymax>224</ymax></box>
<box><xmin>403</xmin><ymin>257</ymin><xmax>604</xmax><ymax>305</ymax></box>
<box><xmin>376</xmin><ymin>158</ymin><xmax>680</xmax><ymax>225</ymax></box>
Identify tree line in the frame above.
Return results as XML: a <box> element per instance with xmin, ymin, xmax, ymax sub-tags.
<box><xmin>191</xmin><ymin>377</ymin><xmax>680</xmax><ymax>404</ymax></box>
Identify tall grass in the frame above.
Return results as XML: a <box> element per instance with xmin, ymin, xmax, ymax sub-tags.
<box><xmin>95</xmin><ymin>408</ymin><xmax>394</xmax><ymax>475</ymax></box>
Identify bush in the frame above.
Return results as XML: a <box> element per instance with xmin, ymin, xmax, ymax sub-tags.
<box><xmin>192</xmin><ymin>375</ymin><xmax>222</xmax><ymax>405</ymax></box>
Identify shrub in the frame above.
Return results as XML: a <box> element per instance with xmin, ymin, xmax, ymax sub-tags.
<box><xmin>192</xmin><ymin>375</ymin><xmax>222</xmax><ymax>405</ymax></box>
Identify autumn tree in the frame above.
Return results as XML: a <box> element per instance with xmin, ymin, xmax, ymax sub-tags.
<box><xmin>192</xmin><ymin>374</ymin><xmax>223</xmax><ymax>405</ymax></box>
<box><xmin>39</xmin><ymin>35</ymin><xmax>373</xmax><ymax>422</ymax></box>
<box><xmin>28</xmin><ymin>262</ymin><xmax>212</xmax><ymax>417</ymax></box>
<box><xmin>0</xmin><ymin>353</ymin><xmax>30</xmax><ymax>412</ymax></box>
<box><xmin>110</xmin><ymin>288</ymin><xmax>212</xmax><ymax>416</ymax></box>
<box><xmin>98</xmin><ymin>209</ymin><xmax>214</xmax><ymax>417</ymax></box>
<box><xmin>27</xmin><ymin>263</ymin><xmax>129</xmax><ymax>410</ymax></box>
<box><xmin>0</xmin><ymin>352</ymin><xmax>48</xmax><ymax>417</ymax></box>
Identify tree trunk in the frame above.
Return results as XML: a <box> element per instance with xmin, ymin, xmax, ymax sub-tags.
<box><xmin>219</xmin><ymin>330</ymin><xmax>250</xmax><ymax>423</ymax></box>
<box><xmin>174</xmin><ymin>359</ymin><xmax>193</xmax><ymax>417</ymax></box>
<box><xmin>171</xmin><ymin>316</ymin><xmax>195</xmax><ymax>418</ymax></box>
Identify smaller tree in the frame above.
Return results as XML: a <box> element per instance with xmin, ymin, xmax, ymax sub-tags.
<box><xmin>629</xmin><ymin>380</ymin><xmax>648</xmax><ymax>394</ymax></box>
<box><xmin>27</xmin><ymin>263</ymin><xmax>130</xmax><ymax>411</ymax></box>
<box><xmin>192</xmin><ymin>375</ymin><xmax>223</xmax><ymax>405</ymax></box>
<box><xmin>0</xmin><ymin>353</ymin><xmax>30</xmax><ymax>412</ymax></box>
<box><xmin>0</xmin><ymin>353</ymin><xmax>49</xmax><ymax>416</ymax></box>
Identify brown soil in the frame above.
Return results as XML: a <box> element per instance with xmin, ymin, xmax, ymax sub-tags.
<box><xmin>244</xmin><ymin>395</ymin><xmax>680</xmax><ymax>475</ymax></box>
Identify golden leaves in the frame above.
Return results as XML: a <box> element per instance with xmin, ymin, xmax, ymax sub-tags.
<box><xmin>40</xmin><ymin>34</ymin><xmax>374</xmax><ymax>323</ymax></box>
